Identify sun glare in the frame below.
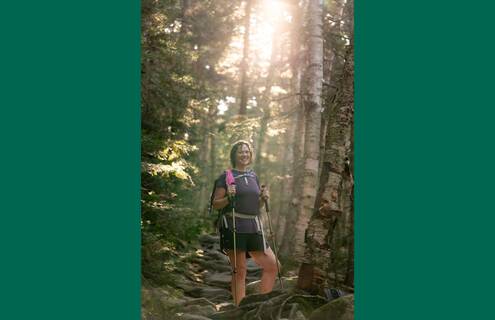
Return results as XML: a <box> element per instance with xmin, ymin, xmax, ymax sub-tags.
<box><xmin>252</xmin><ymin>0</ymin><xmax>286</xmax><ymax>62</ymax></box>
<box><xmin>217</xmin><ymin>0</ymin><xmax>289</xmax><ymax>77</ymax></box>
<box><xmin>216</xmin><ymin>0</ymin><xmax>290</xmax><ymax>114</ymax></box>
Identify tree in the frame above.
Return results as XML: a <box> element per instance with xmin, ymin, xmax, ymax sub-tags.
<box><xmin>297</xmin><ymin>28</ymin><xmax>354</xmax><ymax>294</ymax></box>
<box><xmin>238</xmin><ymin>0</ymin><xmax>253</xmax><ymax>116</ymax></box>
<box><xmin>140</xmin><ymin>0</ymin><xmax>241</xmax><ymax>284</ymax></box>
<box><xmin>279</xmin><ymin>0</ymin><xmax>305</xmax><ymax>259</ymax></box>
<box><xmin>293</xmin><ymin>0</ymin><xmax>324</xmax><ymax>260</ymax></box>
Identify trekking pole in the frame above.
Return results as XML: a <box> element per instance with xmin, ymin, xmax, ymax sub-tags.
<box><xmin>225</xmin><ymin>170</ymin><xmax>238</xmax><ymax>305</ymax></box>
<box><xmin>262</xmin><ymin>186</ymin><xmax>283</xmax><ymax>289</ymax></box>
<box><xmin>231</xmin><ymin>197</ymin><xmax>238</xmax><ymax>305</ymax></box>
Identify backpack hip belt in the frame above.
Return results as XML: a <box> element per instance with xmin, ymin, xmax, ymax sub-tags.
<box><xmin>221</xmin><ymin>212</ymin><xmax>267</xmax><ymax>252</ymax></box>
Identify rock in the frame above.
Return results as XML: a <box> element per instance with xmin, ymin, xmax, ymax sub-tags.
<box><xmin>185</xmin><ymin>286</ymin><xmax>232</xmax><ymax>303</ymax></box>
<box><xmin>203</xmin><ymin>250</ymin><xmax>230</xmax><ymax>264</ymax></box>
<box><xmin>246</xmin><ymin>276</ymin><xmax>298</xmax><ymax>295</ymax></box>
<box><xmin>199</xmin><ymin>234</ymin><xmax>219</xmax><ymax>245</ymax></box>
<box><xmin>182</xmin><ymin>297</ymin><xmax>217</xmax><ymax>308</ymax></box>
<box><xmin>204</xmin><ymin>272</ymin><xmax>232</xmax><ymax>289</ymax></box>
<box><xmin>216</xmin><ymin>302</ymin><xmax>236</xmax><ymax>312</ymax></box>
<box><xmin>278</xmin><ymin>295</ymin><xmax>327</xmax><ymax>319</ymax></box>
<box><xmin>199</xmin><ymin>261</ymin><xmax>232</xmax><ymax>273</ymax></box>
<box><xmin>209</xmin><ymin>308</ymin><xmax>245</xmax><ymax>320</ymax></box>
<box><xmin>210</xmin><ymin>292</ymin><xmax>290</xmax><ymax>320</ymax></box>
<box><xmin>141</xmin><ymin>284</ymin><xmax>188</xmax><ymax>320</ymax></box>
<box><xmin>291</xmin><ymin>310</ymin><xmax>307</xmax><ymax>320</ymax></box>
<box><xmin>246</xmin><ymin>274</ymin><xmax>260</xmax><ymax>284</ymax></box>
<box><xmin>246</xmin><ymin>258</ymin><xmax>261</xmax><ymax>270</ymax></box>
<box><xmin>239</xmin><ymin>289</ymin><xmax>287</xmax><ymax>308</ymax></box>
<box><xmin>240</xmin><ymin>292</ymin><xmax>294</xmax><ymax>320</ymax></box>
<box><xmin>308</xmin><ymin>294</ymin><xmax>354</xmax><ymax>320</ymax></box>
<box><xmin>245</xmin><ymin>280</ymin><xmax>261</xmax><ymax>295</ymax></box>
<box><xmin>175</xmin><ymin>313</ymin><xmax>213</xmax><ymax>320</ymax></box>
<box><xmin>181</xmin><ymin>304</ymin><xmax>217</xmax><ymax>317</ymax></box>
<box><xmin>234</xmin><ymin>292</ymin><xmax>327</xmax><ymax>320</ymax></box>
<box><xmin>174</xmin><ymin>273</ymin><xmax>197</xmax><ymax>292</ymax></box>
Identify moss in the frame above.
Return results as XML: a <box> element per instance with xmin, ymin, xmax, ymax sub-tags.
<box><xmin>308</xmin><ymin>295</ymin><xmax>354</xmax><ymax>320</ymax></box>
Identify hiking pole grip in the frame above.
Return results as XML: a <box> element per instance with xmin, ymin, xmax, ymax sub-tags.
<box><xmin>261</xmin><ymin>185</ymin><xmax>270</xmax><ymax>212</ymax></box>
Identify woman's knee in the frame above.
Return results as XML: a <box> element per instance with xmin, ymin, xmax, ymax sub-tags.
<box><xmin>263</xmin><ymin>259</ymin><xmax>278</xmax><ymax>275</ymax></box>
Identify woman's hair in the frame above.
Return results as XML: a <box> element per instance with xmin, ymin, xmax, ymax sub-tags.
<box><xmin>230</xmin><ymin>140</ymin><xmax>253</xmax><ymax>168</ymax></box>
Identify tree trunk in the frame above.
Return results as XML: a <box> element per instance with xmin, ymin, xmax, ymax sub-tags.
<box><xmin>198</xmin><ymin>101</ymin><xmax>219</xmax><ymax>215</ymax></box>
<box><xmin>274</xmin><ymin>100</ymin><xmax>296</xmax><ymax>246</ymax></box>
<box><xmin>197</xmin><ymin>105</ymin><xmax>211</xmax><ymax>214</ymax></box>
<box><xmin>297</xmin><ymin>33</ymin><xmax>354</xmax><ymax>294</ymax></box>
<box><xmin>293</xmin><ymin>0</ymin><xmax>324</xmax><ymax>261</ymax></box>
<box><xmin>179</xmin><ymin>0</ymin><xmax>190</xmax><ymax>36</ymax></box>
<box><xmin>318</xmin><ymin>0</ymin><xmax>346</xmax><ymax>176</ymax></box>
<box><xmin>344</xmin><ymin>119</ymin><xmax>354</xmax><ymax>287</ymax></box>
<box><xmin>279</xmin><ymin>0</ymin><xmax>305</xmax><ymax>259</ymax></box>
<box><xmin>238</xmin><ymin>0</ymin><xmax>252</xmax><ymax>116</ymax></box>
<box><xmin>209</xmin><ymin>104</ymin><xmax>217</xmax><ymax>182</ymax></box>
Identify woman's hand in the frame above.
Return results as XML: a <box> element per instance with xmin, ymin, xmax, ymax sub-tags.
<box><xmin>227</xmin><ymin>184</ymin><xmax>236</xmax><ymax>198</ymax></box>
<box><xmin>260</xmin><ymin>185</ymin><xmax>270</xmax><ymax>201</ymax></box>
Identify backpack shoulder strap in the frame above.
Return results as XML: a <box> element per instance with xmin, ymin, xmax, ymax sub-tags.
<box><xmin>247</xmin><ymin>169</ymin><xmax>260</xmax><ymax>188</ymax></box>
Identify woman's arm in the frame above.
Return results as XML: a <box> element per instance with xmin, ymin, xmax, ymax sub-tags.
<box><xmin>212</xmin><ymin>187</ymin><xmax>230</xmax><ymax>209</ymax></box>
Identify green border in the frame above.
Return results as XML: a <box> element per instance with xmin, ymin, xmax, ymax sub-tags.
<box><xmin>2</xmin><ymin>0</ymin><xmax>495</xmax><ymax>319</ymax></box>
<box><xmin>356</xmin><ymin>0</ymin><xmax>495</xmax><ymax>319</ymax></box>
<box><xmin>0</xmin><ymin>1</ymin><xmax>140</xmax><ymax>319</ymax></box>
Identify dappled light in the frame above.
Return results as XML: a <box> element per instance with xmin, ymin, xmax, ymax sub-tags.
<box><xmin>141</xmin><ymin>0</ymin><xmax>354</xmax><ymax>318</ymax></box>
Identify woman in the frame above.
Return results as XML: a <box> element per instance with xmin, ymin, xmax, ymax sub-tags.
<box><xmin>211</xmin><ymin>140</ymin><xmax>279</xmax><ymax>306</ymax></box>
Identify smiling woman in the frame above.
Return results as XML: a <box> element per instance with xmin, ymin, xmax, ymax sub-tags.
<box><xmin>211</xmin><ymin>140</ymin><xmax>278</xmax><ymax>305</ymax></box>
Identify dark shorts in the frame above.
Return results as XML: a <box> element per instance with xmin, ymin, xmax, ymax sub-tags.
<box><xmin>219</xmin><ymin>227</ymin><xmax>270</xmax><ymax>257</ymax></box>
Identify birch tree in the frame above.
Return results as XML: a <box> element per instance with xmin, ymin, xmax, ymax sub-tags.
<box><xmin>293</xmin><ymin>0</ymin><xmax>324</xmax><ymax>260</ymax></box>
<box><xmin>297</xmin><ymin>30</ymin><xmax>354</xmax><ymax>294</ymax></box>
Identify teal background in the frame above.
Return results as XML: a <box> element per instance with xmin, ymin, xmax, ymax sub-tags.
<box><xmin>1</xmin><ymin>0</ymin><xmax>494</xmax><ymax>319</ymax></box>
<box><xmin>356</xmin><ymin>0</ymin><xmax>495</xmax><ymax>319</ymax></box>
<box><xmin>0</xmin><ymin>1</ymin><xmax>140</xmax><ymax>319</ymax></box>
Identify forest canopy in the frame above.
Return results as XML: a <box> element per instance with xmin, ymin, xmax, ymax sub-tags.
<box><xmin>141</xmin><ymin>0</ymin><xmax>354</xmax><ymax>317</ymax></box>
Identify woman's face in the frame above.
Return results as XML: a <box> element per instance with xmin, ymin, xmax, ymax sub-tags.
<box><xmin>235</xmin><ymin>144</ymin><xmax>251</xmax><ymax>167</ymax></box>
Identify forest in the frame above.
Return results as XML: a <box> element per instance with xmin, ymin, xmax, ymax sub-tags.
<box><xmin>141</xmin><ymin>0</ymin><xmax>354</xmax><ymax>319</ymax></box>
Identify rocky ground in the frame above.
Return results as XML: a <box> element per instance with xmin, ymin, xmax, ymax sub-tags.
<box><xmin>142</xmin><ymin>233</ymin><xmax>354</xmax><ymax>320</ymax></box>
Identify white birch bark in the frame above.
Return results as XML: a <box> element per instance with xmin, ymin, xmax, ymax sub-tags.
<box><xmin>293</xmin><ymin>0</ymin><xmax>324</xmax><ymax>260</ymax></box>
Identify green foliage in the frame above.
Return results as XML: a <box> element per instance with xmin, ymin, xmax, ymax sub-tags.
<box><xmin>140</xmin><ymin>0</ymin><xmax>241</xmax><ymax>284</ymax></box>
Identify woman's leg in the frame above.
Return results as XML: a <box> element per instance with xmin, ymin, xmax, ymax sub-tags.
<box><xmin>248</xmin><ymin>247</ymin><xmax>279</xmax><ymax>294</ymax></box>
<box><xmin>226</xmin><ymin>249</ymin><xmax>247</xmax><ymax>305</ymax></box>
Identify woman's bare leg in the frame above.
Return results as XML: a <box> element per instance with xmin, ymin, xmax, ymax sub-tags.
<box><xmin>248</xmin><ymin>248</ymin><xmax>279</xmax><ymax>294</ymax></box>
<box><xmin>226</xmin><ymin>249</ymin><xmax>247</xmax><ymax>305</ymax></box>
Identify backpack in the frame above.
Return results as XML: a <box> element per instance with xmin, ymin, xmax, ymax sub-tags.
<box><xmin>208</xmin><ymin>169</ymin><xmax>230</xmax><ymax>216</ymax></box>
<box><xmin>207</xmin><ymin>169</ymin><xmax>233</xmax><ymax>233</ymax></box>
